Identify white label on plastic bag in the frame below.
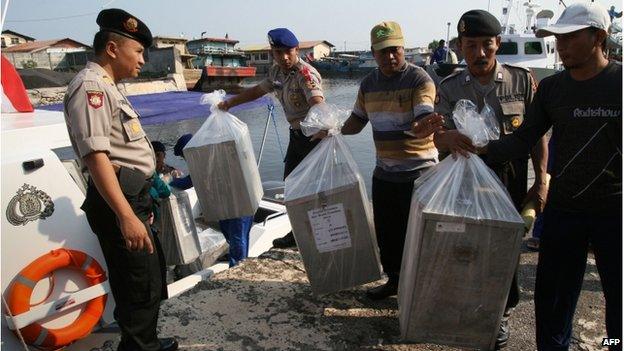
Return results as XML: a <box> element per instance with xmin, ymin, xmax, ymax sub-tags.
<box><xmin>307</xmin><ymin>203</ymin><xmax>352</xmax><ymax>253</ymax></box>
<box><xmin>435</xmin><ymin>222</ymin><xmax>466</xmax><ymax>233</ymax></box>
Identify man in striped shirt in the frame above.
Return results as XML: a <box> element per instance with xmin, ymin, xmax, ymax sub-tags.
<box><xmin>341</xmin><ymin>21</ymin><xmax>445</xmax><ymax>300</ymax></box>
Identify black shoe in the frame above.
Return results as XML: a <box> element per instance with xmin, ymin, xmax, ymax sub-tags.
<box><xmin>366</xmin><ymin>279</ymin><xmax>398</xmax><ymax>300</ymax></box>
<box><xmin>495</xmin><ymin>319</ymin><xmax>510</xmax><ymax>349</ymax></box>
<box><xmin>159</xmin><ymin>337</ymin><xmax>179</xmax><ymax>351</ymax></box>
<box><xmin>272</xmin><ymin>232</ymin><xmax>296</xmax><ymax>248</ymax></box>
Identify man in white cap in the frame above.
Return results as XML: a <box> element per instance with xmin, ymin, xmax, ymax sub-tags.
<box><xmin>479</xmin><ymin>2</ymin><xmax>621</xmax><ymax>350</ymax></box>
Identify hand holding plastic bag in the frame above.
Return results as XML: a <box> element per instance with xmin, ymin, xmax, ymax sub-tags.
<box><xmin>411</xmin><ymin>99</ymin><xmax>518</xmax><ymax>220</ymax></box>
<box><xmin>452</xmin><ymin>99</ymin><xmax>500</xmax><ymax>147</ymax></box>
<box><xmin>300</xmin><ymin>103</ymin><xmax>350</xmax><ymax>137</ymax></box>
<box><xmin>285</xmin><ymin>103</ymin><xmax>358</xmax><ymax>201</ymax></box>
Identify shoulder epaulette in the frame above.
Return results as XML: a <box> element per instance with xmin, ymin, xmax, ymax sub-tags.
<box><xmin>439</xmin><ymin>69</ymin><xmax>463</xmax><ymax>85</ymax></box>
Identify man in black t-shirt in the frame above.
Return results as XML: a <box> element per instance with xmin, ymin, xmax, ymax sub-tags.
<box><xmin>478</xmin><ymin>3</ymin><xmax>621</xmax><ymax>350</ymax></box>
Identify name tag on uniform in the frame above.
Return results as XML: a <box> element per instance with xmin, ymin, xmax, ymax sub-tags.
<box><xmin>120</xmin><ymin>104</ymin><xmax>146</xmax><ymax>141</ymax></box>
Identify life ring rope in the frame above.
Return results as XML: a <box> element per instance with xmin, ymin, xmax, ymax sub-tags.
<box><xmin>5</xmin><ymin>249</ymin><xmax>108</xmax><ymax>348</ymax></box>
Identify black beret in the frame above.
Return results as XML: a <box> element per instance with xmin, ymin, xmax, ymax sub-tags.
<box><xmin>458</xmin><ymin>10</ymin><xmax>502</xmax><ymax>37</ymax></box>
<box><xmin>96</xmin><ymin>9</ymin><xmax>153</xmax><ymax>48</ymax></box>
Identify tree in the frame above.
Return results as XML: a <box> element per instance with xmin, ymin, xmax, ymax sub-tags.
<box><xmin>21</xmin><ymin>59</ymin><xmax>37</xmax><ymax>69</ymax></box>
<box><xmin>428</xmin><ymin>40</ymin><xmax>441</xmax><ymax>51</ymax></box>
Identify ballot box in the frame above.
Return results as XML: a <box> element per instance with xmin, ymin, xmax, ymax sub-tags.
<box><xmin>159</xmin><ymin>191</ymin><xmax>202</xmax><ymax>265</ymax></box>
<box><xmin>285</xmin><ymin>181</ymin><xmax>382</xmax><ymax>296</ymax></box>
<box><xmin>398</xmin><ymin>203</ymin><xmax>524</xmax><ymax>350</ymax></box>
<box><xmin>184</xmin><ymin>132</ymin><xmax>263</xmax><ymax>222</ymax></box>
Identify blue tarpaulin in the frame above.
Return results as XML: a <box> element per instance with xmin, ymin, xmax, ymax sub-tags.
<box><xmin>39</xmin><ymin>91</ymin><xmax>273</xmax><ymax>125</ymax></box>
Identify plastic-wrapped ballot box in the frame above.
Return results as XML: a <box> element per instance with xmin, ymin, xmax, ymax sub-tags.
<box><xmin>184</xmin><ymin>137</ymin><xmax>262</xmax><ymax>221</ymax></box>
<box><xmin>398</xmin><ymin>158</ymin><xmax>524</xmax><ymax>350</ymax></box>
<box><xmin>285</xmin><ymin>172</ymin><xmax>382</xmax><ymax>296</ymax></box>
<box><xmin>159</xmin><ymin>191</ymin><xmax>202</xmax><ymax>265</ymax></box>
<box><xmin>183</xmin><ymin>91</ymin><xmax>263</xmax><ymax>222</ymax></box>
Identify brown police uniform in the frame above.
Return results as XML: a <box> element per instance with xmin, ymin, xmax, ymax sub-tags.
<box><xmin>434</xmin><ymin>60</ymin><xmax>536</xmax><ymax>316</ymax></box>
<box><xmin>258</xmin><ymin>59</ymin><xmax>324</xmax><ymax>178</ymax></box>
<box><xmin>63</xmin><ymin>9</ymin><xmax>168</xmax><ymax>351</ymax></box>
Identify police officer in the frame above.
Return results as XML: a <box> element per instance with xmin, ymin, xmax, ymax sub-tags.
<box><xmin>218</xmin><ymin>28</ymin><xmax>324</xmax><ymax>248</ymax></box>
<box><xmin>433</xmin><ymin>10</ymin><xmax>549</xmax><ymax>349</ymax></box>
<box><xmin>63</xmin><ymin>9</ymin><xmax>177</xmax><ymax>351</ymax></box>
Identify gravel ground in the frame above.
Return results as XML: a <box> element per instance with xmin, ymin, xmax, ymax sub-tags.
<box><xmin>84</xmin><ymin>239</ymin><xmax>609</xmax><ymax>351</ymax></box>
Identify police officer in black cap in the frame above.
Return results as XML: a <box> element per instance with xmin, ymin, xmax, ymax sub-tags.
<box><xmin>63</xmin><ymin>8</ymin><xmax>177</xmax><ymax>351</ymax></box>
<box><xmin>217</xmin><ymin>27</ymin><xmax>325</xmax><ymax>248</ymax></box>
<box><xmin>433</xmin><ymin>9</ymin><xmax>549</xmax><ymax>349</ymax></box>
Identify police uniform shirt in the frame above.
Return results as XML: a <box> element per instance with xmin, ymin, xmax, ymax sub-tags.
<box><xmin>64</xmin><ymin>61</ymin><xmax>155</xmax><ymax>177</ymax></box>
<box><xmin>435</xmin><ymin>61</ymin><xmax>536</xmax><ymax>136</ymax></box>
<box><xmin>258</xmin><ymin>59</ymin><xmax>323</xmax><ymax>128</ymax></box>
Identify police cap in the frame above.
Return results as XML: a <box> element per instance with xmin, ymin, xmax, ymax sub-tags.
<box><xmin>96</xmin><ymin>9</ymin><xmax>153</xmax><ymax>48</ymax></box>
<box><xmin>458</xmin><ymin>10</ymin><xmax>502</xmax><ymax>37</ymax></box>
<box><xmin>174</xmin><ymin>134</ymin><xmax>193</xmax><ymax>157</ymax></box>
<box><xmin>267</xmin><ymin>28</ymin><xmax>299</xmax><ymax>48</ymax></box>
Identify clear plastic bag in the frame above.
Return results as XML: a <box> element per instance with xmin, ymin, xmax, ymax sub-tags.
<box><xmin>412</xmin><ymin>99</ymin><xmax>517</xmax><ymax>220</ymax></box>
<box><xmin>183</xmin><ymin>90</ymin><xmax>263</xmax><ymax>221</ymax></box>
<box><xmin>398</xmin><ymin>99</ymin><xmax>524</xmax><ymax>348</ymax></box>
<box><xmin>284</xmin><ymin>103</ymin><xmax>381</xmax><ymax>295</ymax></box>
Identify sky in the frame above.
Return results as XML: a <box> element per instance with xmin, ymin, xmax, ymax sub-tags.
<box><xmin>0</xmin><ymin>0</ymin><xmax>615</xmax><ymax>51</ymax></box>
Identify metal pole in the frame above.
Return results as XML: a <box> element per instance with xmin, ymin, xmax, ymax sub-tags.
<box><xmin>257</xmin><ymin>104</ymin><xmax>274</xmax><ymax>166</ymax></box>
<box><xmin>445</xmin><ymin>22</ymin><xmax>451</xmax><ymax>62</ymax></box>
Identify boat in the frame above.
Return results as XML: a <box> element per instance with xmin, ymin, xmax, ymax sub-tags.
<box><xmin>186</xmin><ymin>36</ymin><xmax>257</xmax><ymax>91</ymax></box>
<box><xmin>497</xmin><ymin>0</ymin><xmax>561</xmax><ymax>82</ymax></box>
<box><xmin>0</xmin><ymin>61</ymin><xmax>289</xmax><ymax>350</ymax></box>
<box><xmin>308</xmin><ymin>53</ymin><xmax>375</xmax><ymax>77</ymax></box>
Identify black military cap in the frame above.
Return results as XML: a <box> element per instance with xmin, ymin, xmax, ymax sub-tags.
<box><xmin>458</xmin><ymin>10</ymin><xmax>502</xmax><ymax>37</ymax></box>
<box><xmin>96</xmin><ymin>9</ymin><xmax>153</xmax><ymax>47</ymax></box>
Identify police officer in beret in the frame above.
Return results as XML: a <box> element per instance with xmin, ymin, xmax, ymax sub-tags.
<box><xmin>63</xmin><ymin>9</ymin><xmax>177</xmax><ymax>351</ymax></box>
<box><xmin>433</xmin><ymin>9</ymin><xmax>549</xmax><ymax>349</ymax></box>
<box><xmin>218</xmin><ymin>27</ymin><xmax>325</xmax><ymax>248</ymax></box>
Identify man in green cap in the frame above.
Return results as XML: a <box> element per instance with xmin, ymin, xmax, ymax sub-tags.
<box><xmin>340</xmin><ymin>21</ymin><xmax>445</xmax><ymax>300</ymax></box>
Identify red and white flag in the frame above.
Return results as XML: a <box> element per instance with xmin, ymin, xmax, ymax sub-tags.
<box><xmin>1</xmin><ymin>54</ymin><xmax>33</xmax><ymax>113</ymax></box>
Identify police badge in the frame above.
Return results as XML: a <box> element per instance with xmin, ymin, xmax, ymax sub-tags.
<box><xmin>6</xmin><ymin>184</ymin><xmax>54</xmax><ymax>226</ymax></box>
<box><xmin>123</xmin><ymin>17</ymin><xmax>139</xmax><ymax>33</ymax></box>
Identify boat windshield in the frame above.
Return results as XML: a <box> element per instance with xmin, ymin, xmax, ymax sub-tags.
<box><xmin>497</xmin><ymin>42</ymin><xmax>518</xmax><ymax>55</ymax></box>
<box><xmin>524</xmin><ymin>41</ymin><xmax>543</xmax><ymax>55</ymax></box>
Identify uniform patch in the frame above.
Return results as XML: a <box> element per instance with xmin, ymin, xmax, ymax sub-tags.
<box><xmin>131</xmin><ymin>121</ymin><xmax>141</xmax><ymax>134</ymax></box>
<box><xmin>299</xmin><ymin>66</ymin><xmax>314</xmax><ymax>82</ymax></box>
<box><xmin>511</xmin><ymin>116</ymin><xmax>522</xmax><ymax>128</ymax></box>
<box><xmin>87</xmin><ymin>91</ymin><xmax>104</xmax><ymax>109</ymax></box>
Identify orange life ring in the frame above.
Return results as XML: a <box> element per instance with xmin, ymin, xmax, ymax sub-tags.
<box><xmin>6</xmin><ymin>249</ymin><xmax>108</xmax><ymax>348</ymax></box>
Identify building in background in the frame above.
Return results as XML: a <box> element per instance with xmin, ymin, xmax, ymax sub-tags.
<box><xmin>3</xmin><ymin>38</ymin><xmax>91</xmax><ymax>71</ymax></box>
<box><xmin>1</xmin><ymin>30</ymin><xmax>35</xmax><ymax>49</ymax></box>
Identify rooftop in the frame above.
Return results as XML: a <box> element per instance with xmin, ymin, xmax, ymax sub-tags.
<box><xmin>3</xmin><ymin>38</ymin><xmax>91</xmax><ymax>53</ymax></box>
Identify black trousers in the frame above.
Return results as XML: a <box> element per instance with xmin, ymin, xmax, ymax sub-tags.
<box><xmin>372</xmin><ymin>176</ymin><xmax>416</xmax><ymax>281</ymax></box>
<box><xmin>535</xmin><ymin>207</ymin><xmax>622</xmax><ymax>351</ymax></box>
<box><xmin>82</xmin><ymin>176</ymin><xmax>165</xmax><ymax>351</ymax></box>
<box><xmin>283</xmin><ymin>128</ymin><xmax>321</xmax><ymax>180</ymax></box>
